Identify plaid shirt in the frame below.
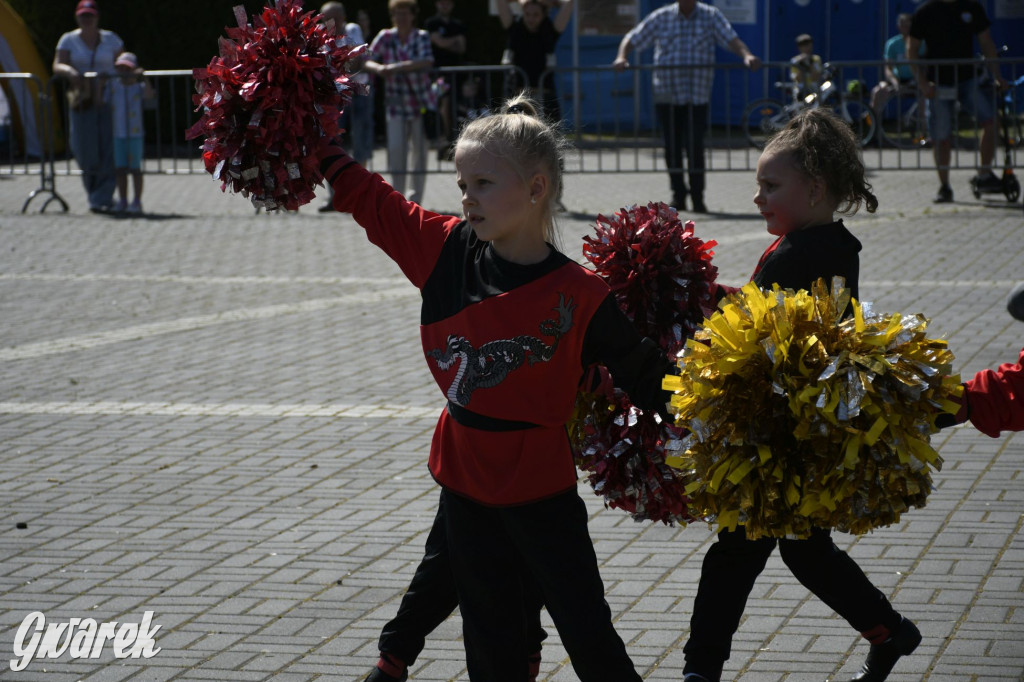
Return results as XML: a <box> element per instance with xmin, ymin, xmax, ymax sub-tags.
<box><xmin>370</xmin><ymin>27</ymin><xmax>434</xmax><ymax>119</ymax></box>
<box><xmin>625</xmin><ymin>2</ymin><xmax>738</xmax><ymax>105</ymax></box>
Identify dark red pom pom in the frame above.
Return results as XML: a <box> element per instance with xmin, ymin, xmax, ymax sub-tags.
<box><xmin>574</xmin><ymin>202</ymin><xmax>719</xmax><ymax>525</ymax></box>
<box><xmin>583</xmin><ymin>201</ymin><xmax>719</xmax><ymax>353</ymax></box>
<box><xmin>186</xmin><ymin>1</ymin><xmax>366</xmax><ymax>211</ymax></box>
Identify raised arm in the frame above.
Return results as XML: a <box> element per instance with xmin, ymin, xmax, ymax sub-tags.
<box><xmin>551</xmin><ymin>0</ymin><xmax>574</xmax><ymax>34</ymax></box>
<box><xmin>496</xmin><ymin>0</ymin><xmax>514</xmax><ymax>30</ymax></box>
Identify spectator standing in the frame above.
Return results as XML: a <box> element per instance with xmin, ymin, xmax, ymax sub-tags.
<box><xmin>870</xmin><ymin>13</ymin><xmax>920</xmax><ymax>115</ymax></box>
<box><xmin>789</xmin><ymin>34</ymin><xmax>824</xmax><ymax>101</ymax></box>
<box><xmin>109</xmin><ymin>52</ymin><xmax>152</xmax><ymax>214</ymax></box>
<box><xmin>52</xmin><ymin>0</ymin><xmax>124</xmax><ymax>213</ymax></box>
<box><xmin>497</xmin><ymin>0</ymin><xmax>575</xmax><ymax>123</ymax></box>
<box><xmin>424</xmin><ymin>0</ymin><xmax>466</xmax><ymax>157</ymax></box>
<box><xmin>613</xmin><ymin>0</ymin><xmax>761</xmax><ymax>214</ymax></box>
<box><xmin>907</xmin><ymin>0</ymin><xmax>1007</xmax><ymax>203</ymax></box>
<box><xmin>366</xmin><ymin>0</ymin><xmax>434</xmax><ymax>206</ymax></box>
<box><xmin>318</xmin><ymin>1</ymin><xmax>374</xmax><ymax>212</ymax></box>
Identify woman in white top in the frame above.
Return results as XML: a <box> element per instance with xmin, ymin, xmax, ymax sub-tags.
<box><xmin>52</xmin><ymin>0</ymin><xmax>124</xmax><ymax>212</ymax></box>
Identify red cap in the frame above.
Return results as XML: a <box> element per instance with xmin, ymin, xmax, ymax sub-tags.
<box><xmin>115</xmin><ymin>52</ymin><xmax>138</xmax><ymax>69</ymax></box>
<box><xmin>76</xmin><ymin>0</ymin><xmax>99</xmax><ymax>15</ymax></box>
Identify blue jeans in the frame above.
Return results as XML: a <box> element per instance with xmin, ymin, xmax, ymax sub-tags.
<box><xmin>69</xmin><ymin>104</ymin><xmax>116</xmax><ymax>208</ymax></box>
<box><xmin>341</xmin><ymin>92</ymin><xmax>374</xmax><ymax>165</ymax></box>
<box><xmin>926</xmin><ymin>77</ymin><xmax>996</xmax><ymax>143</ymax></box>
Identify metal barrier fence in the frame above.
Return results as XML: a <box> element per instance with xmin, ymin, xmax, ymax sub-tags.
<box><xmin>2</xmin><ymin>58</ymin><xmax>1021</xmax><ymax>212</ymax></box>
<box><xmin>0</xmin><ymin>73</ymin><xmax>66</xmax><ymax>212</ymax></box>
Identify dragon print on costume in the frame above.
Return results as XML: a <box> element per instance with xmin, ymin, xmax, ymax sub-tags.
<box><xmin>429</xmin><ymin>294</ymin><xmax>577</xmax><ymax>406</ymax></box>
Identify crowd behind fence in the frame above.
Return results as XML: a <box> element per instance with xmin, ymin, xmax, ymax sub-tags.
<box><xmin>1</xmin><ymin>58</ymin><xmax>1021</xmax><ymax>212</ymax></box>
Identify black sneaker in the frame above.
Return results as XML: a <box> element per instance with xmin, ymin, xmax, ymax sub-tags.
<box><xmin>850</xmin><ymin>617</ymin><xmax>922</xmax><ymax>681</ymax></box>
<box><xmin>933</xmin><ymin>185</ymin><xmax>953</xmax><ymax>203</ymax></box>
<box><xmin>364</xmin><ymin>652</ymin><xmax>408</xmax><ymax>682</ymax></box>
<box><xmin>692</xmin><ymin>198</ymin><xmax>708</xmax><ymax>214</ymax></box>
<box><xmin>671</xmin><ymin>194</ymin><xmax>687</xmax><ymax>211</ymax></box>
<box><xmin>365</xmin><ymin>666</ymin><xmax>407</xmax><ymax>682</ymax></box>
<box><xmin>971</xmin><ymin>172</ymin><xmax>1003</xmax><ymax>193</ymax></box>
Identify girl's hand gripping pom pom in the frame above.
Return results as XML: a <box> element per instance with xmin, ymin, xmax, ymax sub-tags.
<box><xmin>571</xmin><ymin>202</ymin><xmax>720</xmax><ymax>525</ymax></box>
<box><xmin>185</xmin><ymin>1</ymin><xmax>368</xmax><ymax>211</ymax></box>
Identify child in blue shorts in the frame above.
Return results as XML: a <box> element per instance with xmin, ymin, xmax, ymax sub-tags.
<box><xmin>110</xmin><ymin>51</ymin><xmax>152</xmax><ymax>214</ymax></box>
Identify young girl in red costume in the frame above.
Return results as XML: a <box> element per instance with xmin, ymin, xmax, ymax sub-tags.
<box><xmin>320</xmin><ymin>92</ymin><xmax>669</xmax><ymax>681</ymax></box>
<box><xmin>683</xmin><ymin>109</ymin><xmax>920</xmax><ymax>682</ymax></box>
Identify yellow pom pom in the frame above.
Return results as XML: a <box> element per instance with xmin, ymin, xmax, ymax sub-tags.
<box><xmin>664</xmin><ymin>278</ymin><xmax>960</xmax><ymax>539</ymax></box>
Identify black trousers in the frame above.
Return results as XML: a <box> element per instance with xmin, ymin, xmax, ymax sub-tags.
<box><xmin>682</xmin><ymin>526</ymin><xmax>901</xmax><ymax>680</ymax></box>
<box><xmin>656</xmin><ymin>102</ymin><xmax>708</xmax><ymax>203</ymax></box>
<box><xmin>378</xmin><ymin>491</ymin><xmax>546</xmax><ymax>666</ymax></box>
<box><xmin>443</xmin><ymin>488</ymin><xmax>642</xmax><ymax>682</ymax></box>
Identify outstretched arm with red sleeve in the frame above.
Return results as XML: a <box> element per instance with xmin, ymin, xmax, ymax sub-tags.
<box><xmin>319</xmin><ymin>144</ymin><xmax>461</xmax><ymax>289</ymax></box>
<box><xmin>946</xmin><ymin>347</ymin><xmax>1024</xmax><ymax>437</ymax></box>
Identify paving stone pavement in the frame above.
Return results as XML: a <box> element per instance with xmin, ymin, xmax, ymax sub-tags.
<box><xmin>1</xmin><ymin>152</ymin><xmax>1022</xmax><ymax>681</ymax></box>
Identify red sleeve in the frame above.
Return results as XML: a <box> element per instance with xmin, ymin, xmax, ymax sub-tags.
<box><xmin>320</xmin><ymin>145</ymin><xmax>461</xmax><ymax>289</ymax></box>
<box><xmin>963</xmin><ymin>347</ymin><xmax>1024</xmax><ymax>438</ymax></box>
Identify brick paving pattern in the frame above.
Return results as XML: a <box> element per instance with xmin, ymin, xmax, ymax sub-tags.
<box><xmin>1</xmin><ymin>153</ymin><xmax>1022</xmax><ymax>680</ymax></box>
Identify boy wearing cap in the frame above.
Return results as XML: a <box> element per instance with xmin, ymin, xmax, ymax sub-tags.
<box><xmin>789</xmin><ymin>34</ymin><xmax>824</xmax><ymax>101</ymax></box>
<box><xmin>110</xmin><ymin>52</ymin><xmax>153</xmax><ymax>213</ymax></box>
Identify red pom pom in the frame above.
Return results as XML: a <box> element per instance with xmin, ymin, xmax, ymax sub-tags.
<box><xmin>583</xmin><ymin>202</ymin><xmax>719</xmax><ymax>353</ymax></box>
<box><xmin>186</xmin><ymin>1</ymin><xmax>367</xmax><ymax>211</ymax></box>
<box><xmin>574</xmin><ymin>202</ymin><xmax>719</xmax><ymax>525</ymax></box>
<box><xmin>575</xmin><ymin>380</ymin><xmax>693</xmax><ymax>525</ymax></box>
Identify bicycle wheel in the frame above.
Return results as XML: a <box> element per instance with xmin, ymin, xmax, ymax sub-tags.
<box><xmin>1006</xmin><ymin>175</ymin><xmax>1020</xmax><ymax>203</ymax></box>
<box><xmin>833</xmin><ymin>99</ymin><xmax>877</xmax><ymax>147</ymax></box>
<box><xmin>879</xmin><ymin>102</ymin><xmax>929</xmax><ymax>149</ymax></box>
<box><xmin>743</xmin><ymin>99</ymin><xmax>789</xmax><ymax>149</ymax></box>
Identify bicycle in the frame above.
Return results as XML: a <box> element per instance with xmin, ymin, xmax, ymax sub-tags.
<box><xmin>876</xmin><ymin>86</ymin><xmax>929</xmax><ymax>149</ymax></box>
<box><xmin>742</xmin><ymin>65</ymin><xmax>877</xmax><ymax>149</ymax></box>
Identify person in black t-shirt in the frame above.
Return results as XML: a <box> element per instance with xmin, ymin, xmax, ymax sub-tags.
<box><xmin>497</xmin><ymin>0</ymin><xmax>574</xmax><ymax>123</ymax></box>
<box><xmin>907</xmin><ymin>0</ymin><xmax>1007</xmax><ymax>204</ymax></box>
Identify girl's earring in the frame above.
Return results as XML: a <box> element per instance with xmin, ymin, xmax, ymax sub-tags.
<box><xmin>531</xmin><ymin>197</ymin><xmax>537</xmax><ymax>205</ymax></box>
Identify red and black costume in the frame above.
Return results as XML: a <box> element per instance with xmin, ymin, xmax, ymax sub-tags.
<box><xmin>321</xmin><ymin>146</ymin><xmax>664</xmax><ymax>681</ymax></box>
